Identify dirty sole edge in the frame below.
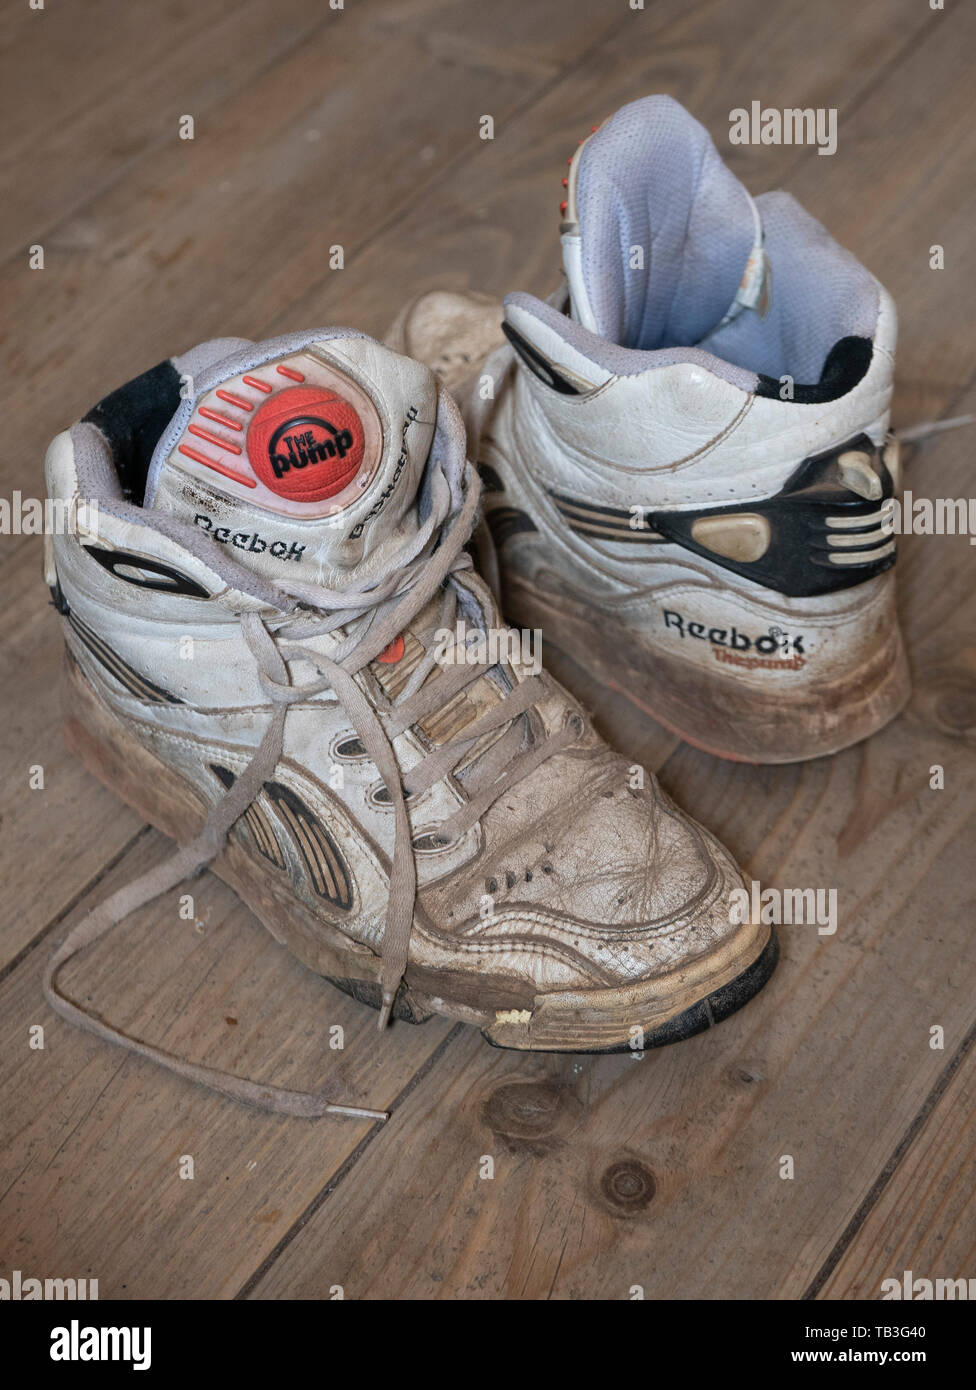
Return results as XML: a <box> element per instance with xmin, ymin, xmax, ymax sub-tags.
<box><xmin>480</xmin><ymin>929</ymin><xmax>780</xmax><ymax>1055</ymax></box>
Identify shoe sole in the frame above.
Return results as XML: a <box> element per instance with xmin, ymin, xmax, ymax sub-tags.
<box><xmin>62</xmin><ymin>651</ymin><xmax>776</xmax><ymax>1052</ymax></box>
<box><xmin>504</xmin><ymin>572</ymin><xmax>911</xmax><ymax>764</ymax></box>
<box><xmin>483</xmin><ymin>927</ymin><xmax>779</xmax><ymax>1053</ymax></box>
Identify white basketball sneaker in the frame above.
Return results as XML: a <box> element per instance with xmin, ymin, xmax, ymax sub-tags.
<box><xmin>43</xmin><ymin>328</ymin><xmax>775</xmax><ymax>1117</ymax></box>
<box><xmin>390</xmin><ymin>95</ymin><xmax>909</xmax><ymax>763</ymax></box>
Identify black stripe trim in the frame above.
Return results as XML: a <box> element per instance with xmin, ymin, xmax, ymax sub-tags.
<box><xmin>83</xmin><ymin>545</ymin><xmax>210</xmax><ymax>599</ymax></box>
<box><xmin>502</xmin><ymin>322</ymin><xmax>585</xmax><ymax>396</ymax></box>
<box><xmin>756</xmin><ymin>336</ymin><xmax>874</xmax><ymax>405</ymax></box>
<box><xmin>485</xmin><ymin>505</ymin><xmax>538</xmax><ymax>547</ymax></box>
<box><xmin>68</xmin><ymin>611</ymin><xmax>183</xmax><ymax>704</ymax></box>
<box><xmin>264</xmin><ymin>781</ymin><xmax>354</xmax><ymax>911</ymax></box>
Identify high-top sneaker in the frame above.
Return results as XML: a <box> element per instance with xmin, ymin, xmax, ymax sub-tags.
<box><xmin>390</xmin><ymin>95</ymin><xmax>910</xmax><ymax>763</ymax></box>
<box><xmin>43</xmin><ymin>329</ymin><xmax>775</xmax><ymax>1117</ymax></box>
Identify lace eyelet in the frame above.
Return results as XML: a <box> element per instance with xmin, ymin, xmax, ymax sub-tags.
<box><xmin>412</xmin><ymin>830</ymin><xmax>459</xmax><ymax>853</ymax></box>
<box><xmin>369</xmin><ymin>782</ymin><xmax>415</xmax><ymax>809</ymax></box>
<box><xmin>333</xmin><ymin>734</ymin><xmax>368</xmax><ymax>761</ymax></box>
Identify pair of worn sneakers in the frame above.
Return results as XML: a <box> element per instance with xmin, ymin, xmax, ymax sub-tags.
<box><xmin>43</xmin><ymin>97</ymin><xmax>908</xmax><ymax>1120</ymax></box>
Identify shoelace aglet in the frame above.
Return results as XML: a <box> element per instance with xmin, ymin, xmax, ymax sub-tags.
<box><xmin>377</xmin><ymin>991</ymin><xmax>395</xmax><ymax>1032</ymax></box>
<box><xmin>326</xmin><ymin>1103</ymin><xmax>390</xmax><ymax>1122</ymax></box>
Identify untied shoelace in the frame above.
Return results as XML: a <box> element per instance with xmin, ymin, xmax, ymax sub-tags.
<box><xmin>44</xmin><ymin>459</ymin><xmax>579</xmax><ymax>1121</ymax></box>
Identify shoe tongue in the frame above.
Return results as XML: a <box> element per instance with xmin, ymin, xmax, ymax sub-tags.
<box><xmin>561</xmin><ymin>95</ymin><xmax>765</xmax><ymax>350</ymax></box>
<box><xmin>146</xmin><ymin>333</ymin><xmax>439</xmax><ymax>589</ymax></box>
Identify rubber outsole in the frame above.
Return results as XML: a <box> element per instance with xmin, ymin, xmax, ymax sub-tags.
<box><xmin>325</xmin><ymin>930</ymin><xmax>780</xmax><ymax>1053</ymax></box>
<box><xmin>480</xmin><ymin>928</ymin><xmax>780</xmax><ymax>1054</ymax></box>
<box><xmin>503</xmin><ymin>570</ymin><xmax>911</xmax><ymax>764</ymax></box>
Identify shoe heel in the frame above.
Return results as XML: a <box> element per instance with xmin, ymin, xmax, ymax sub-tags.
<box><xmin>506</xmin><ymin>574</ymin><xmax>911</xmax><ymax>764</ymax></box>
<box><xmin>61</xmin><ymin>648</ymin><xmax>209</xmax><ymax>840</ymax></box>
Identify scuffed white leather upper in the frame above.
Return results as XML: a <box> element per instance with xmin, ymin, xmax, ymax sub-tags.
<box><xmin>45</xmin><ymin>337</ymin><xmax>757</xmax><ymax>996</ymax></box>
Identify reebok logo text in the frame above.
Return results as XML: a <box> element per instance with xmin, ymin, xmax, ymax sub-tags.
<box><xmin>194</xmin><ymin>513</ymin><xmax>305</xmax><ymax>561</ymax></box>
<box><xmin>663</xmin><ymin>608</ymin><xmax>807</xmax><ymax>657</ymax></box>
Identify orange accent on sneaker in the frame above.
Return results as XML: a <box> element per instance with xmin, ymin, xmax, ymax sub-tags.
<box><xmin>188</xmin><ymin>423</ymin><xmax>243</xmax><ymax>455</ymax></box>
<box><xmin>242</xmin><ymin>374</ymin><xmax>273</xmax><ymax>393</ymax></box>
<box><xmin>199</xmin><ymin>406</ymin><xmax>243</xmax><ymax>432</ymax></box>
<box><xmin>276</xmin><ymin>364</ymin><xmax>306</xmax><ymax>382</ymax></box>
<box><xmin>376</xmin><ymin>634</ymin><xmax>405</xmax><ymax>665</ymax></box>
<box><xmin>178</xmin><ymin>443</ymin><xmax>257</xmax><ymax>487</ymax></box>
<box><xmin>216</xmin><ymin>388</ymin><xmax>254</xmax><ymax>412</ymax></box>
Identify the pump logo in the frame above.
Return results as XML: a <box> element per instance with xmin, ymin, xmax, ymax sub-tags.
<box><xmin>247</xmin><ymin>385</ymin><xmax>365</xmax><ymax>503</ymax></box>
<box><xmin>267</xmin><ymin>416</ymin><xmax>354</xmax><ymax>479</ymax></box>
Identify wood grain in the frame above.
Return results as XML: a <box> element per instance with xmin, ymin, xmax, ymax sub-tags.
<box><xmin>0</xmin><ymin>0</ymin><xmax>329</xmax><ymax>262</ymax></box>
<box><xmin>0</xmin><ymin>569</ymin><xmax>143</xmax><ymax>966</ymax></box>
<box><xmin>0</xmin><ymin>833</ymin><xmax>455</xmax><ymax>1298</ymax></box>
<box><xmin>0</xmin><ymin>0</ymin><xmax>973</xmax><ymax>1301</ymax></box>
<box><xmin>816</xmin><ymin>1025</ymin><xmax>976</xmax><ymax>1300</ymax></box>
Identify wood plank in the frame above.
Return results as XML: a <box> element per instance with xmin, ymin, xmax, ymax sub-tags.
<box><xmin>0</xmin><ymin>0</ymin><xmax>625</xmax><ymax>497</ymax></box>
<box><xmin>815</xmin><ymin>1025</ymin><xmax>976</xmax><ymax>1299</ymax></box>
<box><xmin>1</xmin><ymin>0</ymin><xmax>973</xmax><ymax>1304</ymax></box>
<box><xmin>896</xmin><ymin>379</ymin><xmax>976</xmax><ymax>752</ymax></box>
<box><xmin>0</xmin><ymin>1</ymin><xmax>327</xmax><ymax>262</ymax></box>
<box><xmin>0</xmin><ymin>562</ymin><xmax>144</xmax><ymax>966</ymax></box>
<box><xmin>0</xmin><ymin>832</ymin><xmax>455</xmax><ymax>1298</ymax></box>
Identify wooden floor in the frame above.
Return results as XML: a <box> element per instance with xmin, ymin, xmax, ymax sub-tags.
<box><xmin>1</xmin><ymin>0</ymin><xmax>974</xmax><ymax>1300</ymax></box>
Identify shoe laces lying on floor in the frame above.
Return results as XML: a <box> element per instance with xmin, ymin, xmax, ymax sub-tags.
<box><xmin>45</xmin><ymin>457</ymin><xmax>580</xmax><ymax>1120</ymax></box>
<box><xmin>893</xmin><ymin>414</ymin><xmax>974</xmax><ymax>445</ymax></box>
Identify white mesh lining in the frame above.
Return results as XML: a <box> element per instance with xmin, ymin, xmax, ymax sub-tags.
<box><xmin>503</xmin><ymin>290</ymin><xmax>759</xmax><ymax>393</ymax></box>
<box><xmin>572</xmin><ymin>95</ymin><xmax>881</xmax><ymax>383</ymax></box>
<box><xmin>574</xmin><ymin>95</ymin><xmax>756</xmax><ymax>351</ymax></box>
<box><xmin>698</xmin><ymin>192</ymin><xmax>879</xmax><ymax>383</ymax></box>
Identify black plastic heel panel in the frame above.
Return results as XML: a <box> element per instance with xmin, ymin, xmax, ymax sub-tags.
<box><xmin>551</xmin><ymin>433</ymin><xmax>896</xmax><ymax>598</ymax></box>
